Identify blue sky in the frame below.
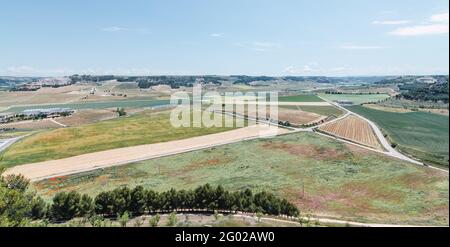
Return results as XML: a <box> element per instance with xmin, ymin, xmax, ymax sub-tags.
<box><xmin>0</xmin><ymin>0</ymin><xmax>448</xmax><ymax>76</ymax></box>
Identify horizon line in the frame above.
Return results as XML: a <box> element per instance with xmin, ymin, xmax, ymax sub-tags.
<box><xmin>1</xmin><ymin>73</ymin><xmax>449</xmax><ymax>78</ymax></box>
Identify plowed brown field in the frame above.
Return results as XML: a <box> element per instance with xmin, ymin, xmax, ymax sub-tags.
<box><xmin>319</xmin><ymin>115</ymin><xmax>382</xmax><ymax>150</ymax></box>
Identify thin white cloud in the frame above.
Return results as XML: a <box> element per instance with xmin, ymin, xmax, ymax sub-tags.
<box><xmin>102</xmin><ymin>26</ymin><xmax>150</xmax><ymax>34</ymax></box>
<box><xmin>102</xmin><ymin>26</ymin><xmax>123</xmax><ymax>32</ymax></box>
<box><xmin>372</xmin><ymin>20</ymin><xmax>411</xmax><ymax>25</ymax></box>
<box><xmin>430</xmin><ymin>12</ymin><xmax>449</xmax><ymax>22</ymax></box>
<box><xmin>0</xmin><ymin>66</ymin><xmax>197</xmax><ymax>77</ymax></box>
<box><xmin>236</xmin><ymin>41</ymin><xmax>281</xmax><ymax>52</ymax></box>
<box><xmin>303</xmin><ymin>65</ymin><xmax>313</xmax><ymax>73</ymax></box>
<box><xmin>389</xmin><ymin>12</ymin><xmax>449</xmax><ymax>36</ymax></box>
<box><xmin>3</xmin><ymin>66</ymin><xmax>74</xmax><ymax>77</ymax></box>
<box><xmin>283</xmin><ymin>63</ymin><xmax>322</xmax><ymax>74</ymax></box>
<box><xmin>283</xmin><ymin>66</ymin><xmax>296</xmax><ymax>74</ymax></box>
<box><xmin>210</xmin><ymin>33</ymin><xmax>223</xmax><ymax>38</ymax></box>
<box><xmin>389</xmin><ymin>24</ymin><xmax>448</xmax><ymax>36</ymax></box>
<box><xmin>340</xmin><ymin>44</ymin><xmax>385</xmax><ymax>50</ymax></box>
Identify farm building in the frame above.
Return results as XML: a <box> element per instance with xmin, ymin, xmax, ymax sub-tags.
<box><xmin>0</xmin><ymin>113</ymin><xmax>13</xmax><ymax>123</ymax></box>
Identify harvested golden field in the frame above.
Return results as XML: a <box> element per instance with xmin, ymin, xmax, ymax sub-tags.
<box><xmin>277</xmin><ymin>108</ymin><xmax>323</xmax><ymax>125</ymax></box>
<box><xmin>0</xmin><ymin>91</ymin><xmax>83</xmax><ymax>107</ymax></box>
<box><xmin>239</xmin><ymin>106</ymin><xmax>323</xmax><ymax>126</ymax></box>
<box><xmin>319</xmin><ymin>115</ymin><xmax>382</xmax><ymax>150</ymax></box>
<box><xmin>56</xmin><ymin>109</ymin><xmax>118</xmax><ymax>126</ymax></box>
<box><xmin>0</xmin><ymin>119</ymin><xmax>62</xmax><ymax>130</ymax></box>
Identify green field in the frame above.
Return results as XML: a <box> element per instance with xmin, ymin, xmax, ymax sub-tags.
<box><xmin>278</xmin><ymin>94</ymin><xmax>324</xmax><ymax>102</ymax></box>
<box><xmin>0</xmin><ymin>130</ymin><xmax>34</xmax><ymax>139</ymax></box>
<box><xmin>347</xmin><ymin>105</ymin><xmax>449</xmax><ymax>168</ymax></box>
<box><xmin>0</xmin><ymin>110</ymin><xmax>235</xmax><ymax>168</ymax></box>
<box><xmin>281</xmin><ymin>105</ymin><xmax>343</xmax><ymax>117</ymax></box>
<box><xmin>32</xmin><ymin>132</ymin><xmax>449</xmax><ymax>226</ymax></box>
<box><xmin>319</xmin><ymin>93</ymin><xmax>391</xmax><ymax>105</ymax></box>
<box><xmin>1</xmin><ymin>99</ymin><xmax>170</xmax><ymax>113</ymax></box>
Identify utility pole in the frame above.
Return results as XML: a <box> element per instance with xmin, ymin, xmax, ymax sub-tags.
<box><xmin>301</xmin><ymin>181</ymin><xmax>305</xmax><ymax>199</ymax></box>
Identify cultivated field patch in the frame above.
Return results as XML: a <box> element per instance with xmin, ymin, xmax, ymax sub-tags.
<box><xmin>244</xmin><ymin>106</ymin><xmax>323</xmax><ymax>126</ymax></box>
<box><xmin>32</xmin><ymin>132</ymin><xmax>449</xmax><ymax>226</ymax></box>
<box><xmin>318</xmin><ymin>93</ymin><xmax>391</xmax><ymax>105</ymax></box>
<box><xmin>2</xmin><ymin>99</ymin><xmax>170</xmax><ymax>113</ymax></box>
<box><xmin>347</xmin><ymin>105</ymin><xmax>449</xmax><ymax>168</ymax></box>
<box><xmin>297</xmin><ymin>105</ymin><xmax>343</xmax><ymax>117</ymax></box>
<box><xmin>56</xmin><ymin>109</ymin><xmax>118</xmax><ymax>126</ymax></box>
<box><xmin>0</xmin><ymin>110</ymin><xmax>241</xmax><ymax>168</ymax></box>
<box><xmin>5</xmin><ymin>124</ymin><xmax>286</xmax><ymax>180</ymax></box>
<box><xmin>318</xmin><ymin>115</ymin><xmax>383</xmax><ymax>150</ymax></box>
<box><xmin>0</xmin><ymin>119</ymin><xmax>62</xmax><ymax>130</ymax></box>
<box><xmin>278</xmin><ymin>94</ymin><xmax>324</xmax><ymax>102</ymax></box>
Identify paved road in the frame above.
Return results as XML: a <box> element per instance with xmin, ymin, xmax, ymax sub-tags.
<box><xmin>0</xmin><ymin>137</ymin><xmax>22</xmax><ymax>153</ymax></box>
<box><xmin>317</xmin><ymin>96</ymin><xmax>448</xmax><ymax>173</ymax></box>
<box><xmin>4</xmin><ymin>124</ymin><xmax>290</xmax><ymax>181</ymax></box>
<box><xmin>222</xmin><ymin>105</ymin><xmax>448</xmax><ymax>173</ymax></box>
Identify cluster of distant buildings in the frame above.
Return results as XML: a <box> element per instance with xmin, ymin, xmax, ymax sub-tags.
<box><xmin>415</xmin><ymin>77</ymin><xmax>438</xmax><ymax>84</ymax></box>
<box><xmin>11</xmin><ymin>77</ymin><xmax>73</xmax><ymax>91</ymax></box>
<box><xmin>0</xmin><ymin>108</ymin><xmax>74</xmax><ymax>124</ymax></box>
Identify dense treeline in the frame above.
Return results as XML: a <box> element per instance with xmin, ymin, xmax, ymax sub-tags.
<box><xmin>69</xmin><ymin>74</ymin><xmax>115</xmax><ymax>83</ymax></box>
<box><xmin>137</xmin><ymin>76</ymin><xmax>223</xmax><ymax>89</ymax></box>
<box><xmin>283</xmin><ymin>76</ymin><xmax>332</xmax><ymax>83</ymax></box>
<box><xmin>232</xmin><ymin>76</ymin><xmax>276</xmax><ymax>85</ymax></box>
<box><xmin>57</xmin><ymin>184</ymin><xmax>299</xmax><ymax>221</ymax></box>
<box><xmin>399</xmin><ymin>82</ymin><xmax>449</xmax><ymax>103</ymax></box>
<box><xmin>1</xmin><ymin>174</ymin><xmax>299</xmax><ymax>226</ymax></box>
<box><xmin>69</xmin><ymin>74</ymin><xmax>223</xmax><ymax>89</ymax></box>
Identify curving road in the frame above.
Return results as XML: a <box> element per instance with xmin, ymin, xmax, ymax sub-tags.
<box><xmin>317</xmin><ymin>95</ymin><xmax>448</xmax><ymax>173</ymax></box>
<box><xmin>0</xmin><ymin>137</ymin><xmax>22</xmax><ymax>153</ymax></box>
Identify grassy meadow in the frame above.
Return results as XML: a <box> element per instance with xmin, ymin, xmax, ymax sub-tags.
<box><xmin>319</xmin><ymin>93</ymin><xmax>391</xmax><ymax>105</ymax></box>
<box><xmin>1</xmin><ymin>99</ymin><xmax>170</xmax><ymax>113</ymax></box>
<box><xmin>278</xmin><ymin>94</ymin><xmax>324</xmax><ymax>102</ymax></box>
<box><xmin>33</xmin><ymin>132</ymin><xmax>449</xmax><ymax>226</ymax></box>
<box><xmin>347</xmin><ymin>105</ymin><xmax>449</xmax><ymax>168</ymax></box>
<box><xmin>281</xmin><ymin>105</ymin><xmax>343</xmax><ymax>117</ymax></box>
<box><xmin>0</xmin><ymin>110</ymin><xmax>238</xmax><ymax>168</ymax></box>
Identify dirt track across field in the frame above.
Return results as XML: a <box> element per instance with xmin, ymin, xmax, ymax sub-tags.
<box><xmin>4</xmin><ymin>124</ymin><xmax>289</xmax><ymax>181</ymax></box>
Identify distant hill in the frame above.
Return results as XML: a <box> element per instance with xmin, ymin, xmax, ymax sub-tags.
<box><xmin>375</xmin><ymin>75</ymin><xmax>449</xmax><ymax>103</ymax></box>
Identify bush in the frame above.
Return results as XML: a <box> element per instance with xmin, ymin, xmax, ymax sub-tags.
<box><xmin>148</xmin><ymin>214</ymin><xmax>160</xmax><ymax>227</ymax></box>
<box><xmin>79</xmin><ymin>194</ymin><xmax>94</xmax><ymax>217</ymax></box>
<box><xmin>130</xmin><ymin>186</ymin><xmax>146</xmax><ymax>216</ymax></box>
<box><xmin>116</xmin><ymin>107</ymin><xmax>126</xmax><ymax>116</ymax></box>
<box><xmin>30</xmin><ymin>196</ymin><xmax>47</xmax><ymax>219</ymax></box>
<box><xmin>89</xmin><ymin>215</ymin><xmax>106</xmax><ymax>227</ymax></box>
<box><xmin>117</xmin><ymin>211</ymin><xmax>129</xmax><ymax>227</ymax></box>
<box><xmin>94</xmin><ymin>191</ymin><xmax>114</xmax><ymax>215</ymax></box>
<box><xmin>50</xmin><ymin>191</ymin><xmax>81</xmax><ymax>221</ymax></box>
<box><xmin>167</xmin><ymin>211</ymin><xmax>178</xmax><ymax>227</ymax></box>
<box><xmin>2</xmin><ymin>174</ymin><xmax>29</xmax><ymax>192</ymax></box>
